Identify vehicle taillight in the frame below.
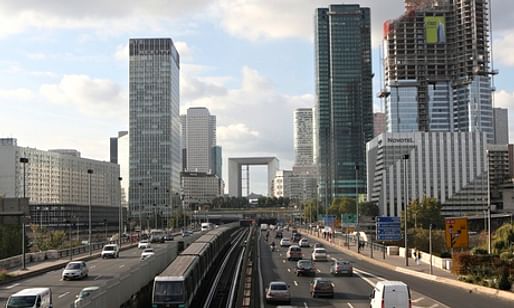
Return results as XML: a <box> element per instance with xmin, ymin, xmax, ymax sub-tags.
<box><xmin>381</xmin><ymin>299</ymin><xmax>385</xmax><ymax>308</ymax></box>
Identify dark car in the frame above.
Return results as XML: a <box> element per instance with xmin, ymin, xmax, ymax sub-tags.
<box><xmin>291</xmin><ymin>232</ymin><xmax>301</xmax><ymax>242</ymax></box>
<box><xmin>310</xmin><ymin>278</ymin><xmax>335</xmax><ymax>298</ymax></box>
<box><xmin>275</xmin><ymin>230</ymin><xmax>283</xmax><ymax>238</ymax></box>
<box><xmin>295</xmin><ymin>260</ymin><xmax>315</xmax><ymax>276</ymax></box>
<box><xmin>163</xmin><ymin>233</ymin><xmax>174</xmax><ymax>241</ymax></box>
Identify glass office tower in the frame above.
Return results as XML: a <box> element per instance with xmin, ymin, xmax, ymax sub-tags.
<box><xmin>314</xmin><ymin>5</ymin><xmax>373</xmax><ymax>205</ymax></box>
<box><xmin>128</xmin><ymin>38</ymin><xmax>181</xmax><ymax>225</ymax></box>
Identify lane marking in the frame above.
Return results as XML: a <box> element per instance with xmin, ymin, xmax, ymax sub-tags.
<box><xmin>293</xmin><ymin>281</ymin><xmax>298</xmax><ymax>286</ymax></box>
<box><xmin>119</xmin><ymin>264</ymin><xmax>125</xmax><ymax>268</ymax></box>
<box><xmin>90</xmin><ymin>265</ymin><xmax>97</xmax><ymax>269</ymax></box>
<box><xmin>287</xmin><ymin>268</ymin><xmax>291</xmax><ymax>272</ymax></box>
<box><xmin>317</xmin><ymin>269</ymin><xmax>321</xmax><ymax>273</ymax></box>
<box><xmin>58</xmin><ymin>292</ymin><xmax>70</xmax><ymax>298</ymax></box>
<box><xmin>304</xmin><ymin>302</ymin><xmax>309</xmax><ymax>308</ymax></box>
<box><xmin>94</xmin><ymin>275</ymin><xmax>102</xmax><ymax>280</ymax></box>
<box><xmin>5</xmin><ymin>283</ymin><xmax>20</xmax><ymax>289</ymax></box>
<box><xmin>412</xmin><ymin>297</ymin><xmax>425</xmax><ymax>303</ymax></box>
<box><xmin>429</xmin><ymin>305</ymin><xmax>440</xmax><ymax>308</ymax></box>
<box><xmin>347</xmin><ymin>303</ymin><xmax>355</xmax><ymax>308</ymax></box>
<box><xmin>282</xmin><ymin>260</ymin><xmax>286</xmax><ymax>263</ymax></box>
<box><xmin>353</xmin><ymin>270</ymin><xmax>376</xmax><ymax>287</ymax></box>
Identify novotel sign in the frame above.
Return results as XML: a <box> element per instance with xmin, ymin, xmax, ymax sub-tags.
<box><xmin>386</xmin><ymin>137</ymin><xmax>414</xmax><ymax>144</ymax></box>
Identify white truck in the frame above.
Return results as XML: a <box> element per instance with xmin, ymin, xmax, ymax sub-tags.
<box><xmin>201</xmin><ymin>222</ymin><xmax>214</xmax><ymax>231</ymax></box>
<box><xmin>260</xmin><ymin>223</ymin><xmax>269</xmax><ymax>231</ymax></box>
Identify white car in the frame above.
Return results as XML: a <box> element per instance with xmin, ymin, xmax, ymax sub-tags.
<box><xmin>138</xmin><ymin>240</ymin><xmax>150</xmax><ymax>249</ymax></box>
<box><xmin>74</xmin><ymin>286</ymin><xmax>100</xmax><ymax>307</ymax></box>
<box><xmin>280</xmin><ymin>238</ymin><xmax>291</xmax><ymax>247</ymax></box>
<box><xmin>62</xmin><ymin>261</ymin><xmax>88</xmax><ymax>280</ymax></box>
<box><xmin>101</xmin><ymin>244</ymin><xmax>119</xmax><ymax>258</ymax></box>
<box><xmin>265</xmin><ymin>281</ymin><xmax>291</xmax><ymax>304</ymax></box>
<box><xmin>140</xmin><ymin>248</ymin><xmax>155</xmax><ymax>261</ymax></box>
<box><xmin>299</xmin><ymin>238</ymin><xmax>310</xmax><ymax>248</ymax></box>
<box><xmin>311</xmin><ymin>247</ymin><xmax>328</xmax><ymax>261</ymax></box>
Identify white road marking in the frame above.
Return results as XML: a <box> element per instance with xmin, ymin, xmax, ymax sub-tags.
<box><xmin>294</xmin><ymin>281</ymin><xmax>298</xmax><ymax>286</ymax></box>
<box><xmin>287</xmin><ymin>268</ymin><xmax>291</xmax><ymax>272</ymax></box>
<box><xmin>317</xmin><ymin>269</ymin><xmax>321</xmax><ymax>273</ymax></box>
<box><xmin>412</xmin><ymin>297</ymin><xmax>425</xmax><ymax>303</ymax></box>
<box><xmin>90</xmin><ymin>265</ymin><xmax>96</xmax><ymax>269</ymax></box>
<box><xmin>279</xmin><ymin>253</ymin><xmax>282</xmax><ymax>257</ymax></box>
<box><xmin>429</xmin><ymin>304</ymin><xmax>440</xmax><ymax>308</ymax></box>
<box><xmin>304</xmin><ymin>302</ymin><xmax>309</xmax><ymax>308</ymax></box>
<box><xmin>5</xmin><ymin>283</ymin><xmax>20</xmax><ymax>289</ymax></box>
<box><xmin>353</xmin><ymin>270</ymin><xmax>376</xmax><ymax>287</ymax></box>
<box><xmin>94</xmin><ymin>275</ymin><xmax>102</xmax><ymax>280</ymax></box>
<box><xmin>119</xmin><ymin>264</ymin><xmax>125</xmax><ymax>268</ymax></box>
<box><xmin>58</xmin><ymin>291</ymin><xmax>70</xmax><ymax>298</ymax></box>
<box><xmin>347</xmin><ymin>303</ymin><xmax>355</xmax><ymax>308</ymax></box>
<box><xmin>282</xmin><ymin>260</ymin><xmax>286</xmax><ymax>263</ymax></box>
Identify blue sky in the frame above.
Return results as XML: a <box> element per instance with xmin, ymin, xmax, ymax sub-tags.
<box><xmin>1</xmin><ymin>0</ymin><xmax>514</xmax><ymax>195</ymax></box>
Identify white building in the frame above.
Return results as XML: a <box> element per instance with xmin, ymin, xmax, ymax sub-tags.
<box><xmin>294</xmin><ymin>108</ymin><xmax>314</xmax><ymax>166</ymax></box>
<box><xmin>272</xmin><ymin>170</ymin><xmax>293</xmax><ymax>198</ymax></box>
<box><xmin>0</xmin><ymin>138</ymin><xmax>120</xmax><ymax>207</ymax></box>
<box><xmin>182</xmin><ymin>107</ymin><xmax>217</xmax><ymax>174</ymax></box>
<box><xmin>181</xmin><ymin>172</ymin><xmax>223</xmax><ymax>208</ymax></box>
<box><xmin>366</xmin><ymin>132</ymin><xmax>488</xmax><ymax>217</ymax></box>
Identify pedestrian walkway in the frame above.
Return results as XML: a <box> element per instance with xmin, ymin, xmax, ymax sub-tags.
<box><xmin>303</xmin><ymin>228</ymin><xmax>456</xmax><ymax>280</ymax></box>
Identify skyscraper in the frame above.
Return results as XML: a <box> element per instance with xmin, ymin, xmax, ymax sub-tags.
<box><xmin>383</xmin><ymin>0</ymin><xmax>494</xmax><ymax>142</ymax></box>
<box><xmin>182</xmin><ymin>107</ymin><xmax>217</xmax><ymax>174</ymax></box>
<box><xmin>128</xmin><ymin>38</ymin><xmax>181</xmax><ymax>223</ymax></box>
<box><xmin>493</xmin><ymin>107</ymin><xmax>509</xmax><ymax>144</ymax></box>
<box><xmin>294</xmin><ymin>108</ymin><xmax>314</xmax><ymax>166</ymax></box>
<box><xmin>373</xmin><ymin>112</ymin><xmax>386</xmax><ymax>137</ymax></box>
<box><xmin>314</xmin><ymin>4</ymin><xmax>373</xmax><ymax>204</ymax></box>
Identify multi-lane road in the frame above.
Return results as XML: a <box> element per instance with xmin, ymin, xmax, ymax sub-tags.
<box><xmin>259</xmin><ymin>230</ymin><xmax>514</xmax><ymax>308</ymax></box>
<box><xmin>0</xmin><ymin>237</ymin><xmax>186</xmax><ymax>308</ymax></box>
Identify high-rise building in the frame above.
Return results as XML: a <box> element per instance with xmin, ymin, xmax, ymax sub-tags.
<box><xmin>382</xmin><ymin>0</ymin><xmax>494</xmax><ymax>142</ymax></box>
<box><xmin>493</xmin><ymin>107</ymin><xmax>509</xmax><ymax>144</ymax></box>
<box><xmin>129</xmin><ymin>38</ymin><xmax>181</xmax><ymax>221</ymax></box>
<box><xmin>367</xmin><ymin>132</ymin><xmax>488</xmax><ymax>217</ymax></box>
<box><xmin>314</xmin><ymin>4</ymin><xmax>373</xmax><ymax>204</ymax></box>
<box><xmin>183</xmin><ymin>107</ymin><xmax>217</xmax><ymax>174</ymax></box>
<box><xmin>374</xmin><ymin>112</ymin><xmax>386</xmax><ymax>137</ymax></box>
<box><xmin>487</xmin><ymin>144</ymin><xmax>514</xmax><ymax>210</ymax></box>
<box><xmin>294</xmin><ymin>108</ymin><xmax>314</xmax><ymax>166</ymax></box>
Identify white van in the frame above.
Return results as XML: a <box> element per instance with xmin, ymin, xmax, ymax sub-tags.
<box><xmin>201</xmin><ymin>222</ymin><xmax>214</xmax><ymax>231</ymax></box>
<box><xmin>6</xmin><ymin>288</ymin><xmax>53</xmax><ymax>308</ymax></box>
<box><xmin>369</xmin><ymin>281</ymin><xmax>411</xmax><ymax>308</ymax></box>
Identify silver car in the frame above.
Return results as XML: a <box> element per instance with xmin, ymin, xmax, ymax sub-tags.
<box><xmin>62</xmin><ymin>261</ymin><xmax>88</xmax><ymax>280</ymax></box>
<box><xmin>265</xmin><ymin>281</ymin><xmax>291</xmax><ymax>304</ymax></box>
<box><xmin>74</xmin><ymin>286</ymin><xmax>100</xmax><ymax>307</ymax></box>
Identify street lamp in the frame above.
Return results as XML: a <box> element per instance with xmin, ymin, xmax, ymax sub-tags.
<box><xmin>118</xmin><ymin>177</ymin><xmax>122</xmax><ymax>248</ymax></box>
<box><xmin>429</xmin><ymin>223</ymin><xmax>434</xmax><ymax>275</ymax></box>
<box><xmin>355</xmin><ymin>162</ymin><xmax>360</xmax><ymax>253</ymax></box>
<box><xmin>19</xmin><ymin>157</ymin><xmax>29</xmax><ymax>270</ymax></box>
<box><xmin>154</xmin><ymin>187</ymin><xmax>158</xmax><ymax>229</ymax></box>
<box><xmin>87</xmin><ymin>169</ymin><xmax>93</xmax><ymax>256</ymax></box>
<box><xmin>138</xmin><ymin>182</ymin><xmax>143</xmax><ymax>233</ymax></box>
<box><xmin>403</xmin><ymin>154</ymin><xmax>409</xmax><ymax>266</ymax></box>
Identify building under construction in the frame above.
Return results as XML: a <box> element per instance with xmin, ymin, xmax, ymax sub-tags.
<box><xmin>382</xmin><ymin>0</ymin><xmax>495</xmax><ymax>142</ymax></box>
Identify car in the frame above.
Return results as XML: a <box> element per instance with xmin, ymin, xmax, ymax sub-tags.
<box><xmin>314</xmin><ymin>243</ymin><xmax>324</xmax><ymax>249</ymax></box>
<box><xmin>311</xmin><ymin>247</ymin><xmax>328</xmax><ymax>261</ymax></box>
<box><xmin>163</xmin><ymin>233</ymin><xmax>174</xmax><ymax>241</ymax></box>
<box><xmin>74</xmin><ymin>286</ymin><xmax>100</xmax><ymax>307</ymax></box>
<box><xmin>62</xmin><ymin>261</ymin><xmax>88</xmax><ymax>280</ymax></box>
<box><xmin>138</xmin><ymin>240</ymin><xmax>150</xmax><ymax>249</ymax></box>
<box><xmin>140</xmin><ymin>248</ymin><xmax>155</xmax><ymax>261</ymax></box>
<box><xmin>265</xmin><ymin>281</ymin><xmax>290</xmax><ymax>304</ymax></box>
<box><xmin>280</xmin><ymin>238</ymin><xmax>291</xmax><ymax>247</ymax></box>
<box><xmin>370</xmin><ymin>281</ymin><xmax>411</xmax><ymax>308</ymax></box>
<box><xmin>6</xmin><ymin>288</ymin><xmax>52</xmax><ymax>308</ymax></box>
<box><xmin>295</xmin><ymin>259</ymin><xmax>315</xmax><ymax>276</ymax></box>
<box><xmin>299</xmin><ymin>238</ymin><xmax>310</xmax><ymax>248</ymax></box>
<box><xmin>291</xmin><ymin>232</ymin><xmax>301</xmax><ymax>242</ymax></box>
<box><xmin>310</xmin><ymin>278</ymin><xmax>335</xmax><ymax>298</ymax></box>
<box><xmin>330</xmin><ymin>260</ymin><xmax>353</xmax><ymax>276</ymax></box>
<box><xmin>287</xmin><ymin>245</ymin><xmax>303</xmax><ymax>261</ymax></box>
<box><xmin>101</xmin><ymin>244</ymin><xmax>120</xmax><ymax>258</ymax></box>
<box><xmin>182</xmin><ymin>229</ymin><xmax>193</xmax><ymax>237</ymax></box>
<box><xmin>275</xmin><ymin>230</ymin><xmax>283</xmax><ymax>238</ymax></box>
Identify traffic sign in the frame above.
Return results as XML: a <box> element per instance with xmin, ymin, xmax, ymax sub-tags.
<box><xmin>342</xmin><ymin>213</ymin><xmax>357</xmax><ymax>227</ymax></box>
<box><xmin>321</xmin><ymin>215</ymin><xmax>336</xmax><ymax>227</ymax></box>
<box><xmin>445</xmin><ymin>218</ymin><xmax>468</xmax><ymax>249</ymax></box>
<box><xmin>376</xmin><ymin>216</ymin><xmax>401</xmax><ymax>241</ymax></box>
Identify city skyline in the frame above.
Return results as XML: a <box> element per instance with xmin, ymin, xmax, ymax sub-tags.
<box><xmin>2</xmin><ymin>1</ymin><xmax>514</xmax><ymax>194</ymax></box>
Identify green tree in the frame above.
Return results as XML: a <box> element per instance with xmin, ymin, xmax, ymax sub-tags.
<box><xmin>491</xmin><ymin>223</ymin><xmax>514</xmax><ymax>255</ymax></box>
<box><xmin>303</xmin><ymin>200</ymin><xmax>318</xmax><ymax>223</ymax></box>
<box><xmin>402</xmin><ymin>197</ymin><xmax>443</xmax><ymax>229</ymax></box>
<box><xmin>360</xmin><ymin>202</ymin><xmax>379</xmax><ymax>217</ymax></box>
<box><xmin>0</xmin><ymin>224</ymin><xmax>22</xmax><ymax>259</ymax></box>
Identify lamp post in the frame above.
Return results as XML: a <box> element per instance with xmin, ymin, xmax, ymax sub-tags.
<box><xmin>87</xmin><ymin>169</ymin><xmax>93</xmax><ymax>256</ymax></box>
<box><xmin>153</xmin><ymin>204</ymin><xmax>157</xmax><ymax>229</ymax></box>
<box><xmin>486</xmin><ymin>150</ymin><xmax>492</xmax><ymax>254</ymax></box>
<box><xmin>103</xmin><ymin>219</ymin><xmax>107</xmax><ymax>241</ymax></box>
<box><xmin>154</xmin><ymin>187</ymin><xmax>158</xmax><ymax>229</ymax></box>
<box><xmin>403</xmin><ymin>154</ymin><xmax>409</xmax><ymax>266</ymax></box>
<box><xmin>66</xmin><ymin>219</ymin><xmax>72</xmax><ymax>261</ymax></box>
<box><xmin>118</xmin><ymin>177</ymin><xmax>122</xmax><ymax>248</ymax></box>
<box><xmin>138</xmin><ymin>182</ymin><xmax>143</xmax><ymax>233</ymax></box>
<box><xmin>429</xmin><ymin>223</ymin><xmax>434</xmax><ymax>275</ymax></box>
<box><xmin>181</xmin><ymin>194</ymin><xmax>185</xmax><ymax>229</ymax></box>
<box><xmin>19</xmin><ymin>157</ymin><xmax>29</xmax><ymax>270</ymax></box>
<box><xmin>355</xmin><ymin>162</ymin><xmax>360</xmax><ymax>253</ymax></box>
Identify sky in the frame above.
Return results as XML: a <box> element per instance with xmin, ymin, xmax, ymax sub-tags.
<box><xmin>1</xmin><ymin>0</ymin><xmax>514</xmax><ymax>195</ymax></box>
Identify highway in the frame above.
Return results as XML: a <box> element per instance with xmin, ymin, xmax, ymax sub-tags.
<box><xmin>259</xmin><ymin>230</ymin><xmax>514</xmax><ymax>308</ymax></box>
<box><xmin>0</xmin><ymin>237</ymin><xmax>187</xmax><ymax>308</ymax></box>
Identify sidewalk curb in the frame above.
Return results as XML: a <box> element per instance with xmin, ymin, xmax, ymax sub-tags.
<box><xmin>0</xmin><ymin>243</ymin><xmax>138</xmax><ymax>287</ymax></box>
<box><xmin>301</xmin><ymin>229</ymin><xmax>514</xmax><ymax>302</ymax></box>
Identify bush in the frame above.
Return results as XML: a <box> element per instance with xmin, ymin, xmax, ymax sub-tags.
<box><xmin>0</xmin><ymin>269</ymin><xmax>12</xmax><ymax>282</ymax></box>
<box><xmin>498</xmin><ymin>269</ymin><xmax>512</xmax><ymax>291</ymax></box>
<box><xmin>499</xmin><ymin>251</ymin><xmax>513</xmax><ymax>261</ymax></box>
<box><xmin>471</xmin><ymin>247</ymin><xmax>489</xmax><ymax>255</ymax></box>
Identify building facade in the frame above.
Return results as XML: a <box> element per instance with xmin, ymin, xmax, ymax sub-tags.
<box><xmin>383</xmin><ymin>0</ymin><xmax>494</xmax><ymax>142</ymax></box>
<box><xmin>128</xmin><ymin>38</ymin><xmax>181</xmax><ymax>220</ymax></box>
<box><xmin>117</xmin><ymin>131</ymin><xmax>129</xmax><ymax>208</ymax></box>
<box><xmin>314</xmin><ymin>4</ymin><xmax>373</xmax><ymax>205</ymax></box>
<box><xmin>294</xmin><ymin>108</ymin><xmax>314</xmax><ymax>166</ymax></box>
<box><xmin>0</xmin><ymin>138</ymin><xmax>120</xmax><ymax>207</ymax></box>
<box><xmin>493</xmin><ymin>107</ymin><xmax>509</xmax><ymax>144</ymax></box>
<box><xmin>373</xmin><ymin>112</ymin><xmax>386</xmax><ymax>137</ymax></box>
<box><xmin>180</xmin><ymin>172</ymin><xmax>223</xmax><ymax>208</ymax></box>
<box><xmin>272</xmin><ymin>170</ymin><xmax>293</xmax><ymax>198</ymax></box>
<box><xmin>487</xmin><ymin>144</ymin><xmax>514</xmax><ymax>211</ymax></box>
<box><xmin>367</xmin><ymin>132</ymin><xmax>488</xmax><ymax>217</ymax></box>
<box><xmin>182</xmin><ymin>107</ymin><xmax>217</xmax><ymax>174</ymax></box>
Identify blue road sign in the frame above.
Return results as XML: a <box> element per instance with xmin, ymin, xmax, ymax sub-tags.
<box><xmin>321</xmin><ymin>215</ymin><xmax>336</xmax><ymax>227</ymax></box>
<box><xmin>376</xmin><ymin>216</ymin><xmax>401</xmax><ymax>241</ymax></box>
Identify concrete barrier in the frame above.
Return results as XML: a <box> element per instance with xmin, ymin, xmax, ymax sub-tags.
<box><xmin>77</xmin><ymin>234</ymin><xmax>201</xmax><ymax>308</ymax></box>
<box><xmin>387</xmin><ymin>246</ymin><xmax>399</xmax><ymax>256</ymax></box>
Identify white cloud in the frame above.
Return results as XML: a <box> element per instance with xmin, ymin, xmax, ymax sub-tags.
<box><xmin>495</xmin><ymin>32</ymin><xmax>514</xmax><ymax>67</ymax></box>
<box><xmin>493</xmin><ymin>89</ymin><xmax>514</xmax><ymax>143</ymax></box>
<box><xmin>114</xmin><ymin>42</ymin><xmax>129</xmax><ymax>62</ymax></box>
<box><xmin>0</xmin><ymin>88</ymin><xmax>34</xmax><ymax>101</ymax></box>
<box><xmin>174</xmin><ymin>41</ymin><xmax>192</xmax><ymax>60</ymax></box>
<box><xmin>40</xmin><ymin>74</ymin><xmax>126</xmax><ymax>118</ymax></box>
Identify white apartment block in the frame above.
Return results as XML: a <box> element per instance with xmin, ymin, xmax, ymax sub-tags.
<box><xmin>0</xmin><ymin>138</ymin><xmax>120</xmax><ymax>207</ymax></box>
<box><xmin>367</xmin><ymin>132</ymin><xmax>488</xmax><ymax>217</ymax></box>
<box><xmin>272</xmin><ymin>170</ymin><xmax>293</xmax><ymax>198</ymax></box>
<box><xmin>183</xmin><ymin>107</ymin><xmax>216</xmax><ymax>174</ymax></box>
<box><xmin>181</xmin><ymin>172</ymin><xmax>223</xmax><ymax>208</ymax></box>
